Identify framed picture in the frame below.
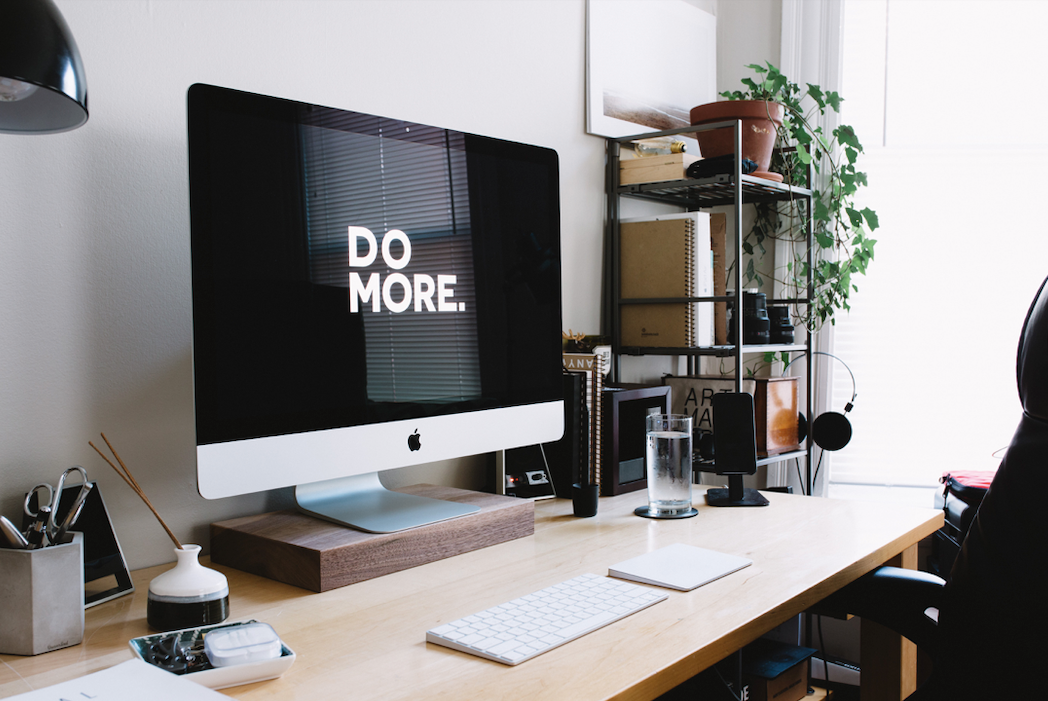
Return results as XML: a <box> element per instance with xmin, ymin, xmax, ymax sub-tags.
<box><xmin>25</xmin><ymin>481</ymin><xmax>135</xmax><ymax>607</ymax></box>
<box><xmin>586</xmin><ymin>0</ymin><xmax>717</xmax><ymax>138</ymax></box>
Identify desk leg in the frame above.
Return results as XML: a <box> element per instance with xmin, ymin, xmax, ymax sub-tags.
<box><xmin>860</xmin><ymin>545</ymin><xmax>918</xmax><ymax>701</ymax></box>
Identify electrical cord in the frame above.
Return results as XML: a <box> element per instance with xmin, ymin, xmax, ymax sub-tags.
<box><xmin>712</xmin><ymin>656</ymin><xmax>745</xmax><ymax>701</ymax></box>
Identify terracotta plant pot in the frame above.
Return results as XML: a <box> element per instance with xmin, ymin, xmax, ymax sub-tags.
<box><xmin>689</xmin><ymin>100</ymin><xmax>784</xmax><ymax>181</ymax></box>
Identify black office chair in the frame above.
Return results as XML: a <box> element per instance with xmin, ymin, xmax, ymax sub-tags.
<box><xmin>819</xmin><ymin>274</ymin><xmax>1048</xmax><ymax>700</ymax></box>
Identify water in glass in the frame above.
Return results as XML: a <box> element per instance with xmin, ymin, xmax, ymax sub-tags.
<box><xmin>645</xmin><ymin>416</ymin><xmax>693</xmax><ymax>515</ymax></box>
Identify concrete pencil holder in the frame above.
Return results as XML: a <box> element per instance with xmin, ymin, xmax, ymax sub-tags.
<box><xmin>0</xmin><ymin>532</ymin><xmax>84</xmax><ymax>656</ymax></box>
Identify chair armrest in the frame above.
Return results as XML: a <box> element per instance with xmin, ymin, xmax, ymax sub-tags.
<box><xmin>815</xmin><ymin>566</ymin><xmax>945</xmax><ymax>656</ymax></box>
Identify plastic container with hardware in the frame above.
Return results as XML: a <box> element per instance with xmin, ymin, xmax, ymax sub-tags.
<box><xmin>129</xmin><ymin>619</ymin><xmax>295</xmax><ymax>689</ymax></box>
<box><xmin>204</xmin><ymin>621</ymin><xmax>282</xmax><ymax>667</ymax></box>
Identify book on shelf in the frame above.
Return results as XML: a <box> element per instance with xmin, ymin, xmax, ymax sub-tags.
<box><xmin>538</xmin><ymin>371</ymin><xmax>587</xmax><ymax>497</ymax></box>
<box><xmin>619</xmin><ymin>213</ymin><xmax>714</xmax><ymax>348</ymax></box>
<box><xmin>710</xmin><ymin>212</ymin><xmax>728</xmax><ymax>346</ymax></box>
<box><xmin>563</xmin><ymin>353</ymin><xmax>604</xmax><ymax>489</ymax></box>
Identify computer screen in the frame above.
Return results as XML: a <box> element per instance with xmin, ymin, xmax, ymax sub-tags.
<box><xmin>187</xmin><ymin>84</ymin><xmax>564</xmax><ymax>532</ymax></box>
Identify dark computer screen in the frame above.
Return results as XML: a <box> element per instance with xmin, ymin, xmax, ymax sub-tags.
<box><xmin>188</xmin><ymin>84</ymin><xmax>563</xmax><ymax>448</ymax></box>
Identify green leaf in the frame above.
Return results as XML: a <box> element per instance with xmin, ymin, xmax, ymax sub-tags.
<box><xmin>863</xmin><ymin>238</ymin><xmax>877</xmax><ymax>259</ymax></box>
<box><xmin>861</xmin><ymin>207</ymin><xmax>879</xmax><ymax>231</ymax></box>
<box><xmin>770</xmin><ymin>74</ymin><xmax>788</xmax><ymax>96</ymax></box>
<box><xmin>813</xmin><ymin>198</ymin><xmax>831</xmax><ymax>223</ymax></box>
<box><xmin>846</xmin><ymin>207</ymin><xmax>863</xmax><ymax>229</ymax></box>
<box><xmin>826</xmin><ymin>91</ymin><xmax>843</xmax><ymax>112</ymax></box>
<box><xmin>836</xmin><ymin>124</ymin><xmax>862</xmax><ymax>151</ymax></box>
<box><xmin>796</xmin><ymin>143</ymin><xmax>812</xmax><ymax>164</ymax></box>
<box><xmin>807</xmin><ymin>83</ymin><xmax>826</xmax><ymax>110</ymax></box>
<box><xmin>840</xmin><ymin>172</ymin><xmax>857</xmax><ymax>197</ymax></box>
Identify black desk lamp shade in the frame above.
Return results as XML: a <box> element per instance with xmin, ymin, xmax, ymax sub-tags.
<box><xmin>0</xmin><ymin>0</ymin><xmax>87</xmax><ymax>134</ymax></box>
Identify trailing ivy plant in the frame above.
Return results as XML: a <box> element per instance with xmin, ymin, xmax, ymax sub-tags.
<box><xmin>720</xmin><ymin>62</ymin><xmax>878</xmax><ymax>329</ymax></box>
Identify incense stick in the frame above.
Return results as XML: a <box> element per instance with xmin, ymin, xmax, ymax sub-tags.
<box><xmin>90</xmin><ymin>433</ymin><xmax>183</xmax><ymax>550</ymax></box>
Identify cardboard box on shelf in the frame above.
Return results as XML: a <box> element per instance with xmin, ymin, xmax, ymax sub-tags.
<box><xmin>619</xmin><ymin>153</ymin><xmax>700</xmax><ymax>185</ymax></box>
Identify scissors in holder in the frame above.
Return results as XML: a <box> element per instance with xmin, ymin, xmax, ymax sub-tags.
<box><xmin>22</xmin><ymin>466</ymin><xmax>93</xmax><ymax>548</ymax></box>
<box><xmin>23</xmin><ymin>483</ymin><xmax>55</xmax><ymax>549</ymax></box>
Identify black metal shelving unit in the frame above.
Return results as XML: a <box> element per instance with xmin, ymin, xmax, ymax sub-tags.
<box><xmin>604</xmin><ymin>120</ymin><xmax>818</xmax><ymax>495</ymax></box>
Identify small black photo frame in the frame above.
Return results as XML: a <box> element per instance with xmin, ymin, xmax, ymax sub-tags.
<box><xmin>600</xmin><ymin>384</ymin><xmax>671</xmax><ymax>496</ymax></box>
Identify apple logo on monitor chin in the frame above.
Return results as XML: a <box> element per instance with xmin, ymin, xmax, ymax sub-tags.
<box><xmin>408</xmin><ymin>429</ymin><xmax>422</xmax><ymax>452</ymax></box>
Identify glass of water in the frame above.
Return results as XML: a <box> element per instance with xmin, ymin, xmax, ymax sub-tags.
<box><xmin>639</xmin><ymin>414</ymin><xmax>697</xmax><ymax>518</ymax></box>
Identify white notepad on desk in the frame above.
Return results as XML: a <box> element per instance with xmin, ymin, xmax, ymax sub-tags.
<box><xmin>608</xmin><ymin>543</ymin><xmax>753</xmax><ymax>591</ymax></box>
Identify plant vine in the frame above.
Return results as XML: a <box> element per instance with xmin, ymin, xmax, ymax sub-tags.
<box><xmin>720</xmin><ymin>62</ymin><xmax>878</xmax><ymax>330</ymax></box>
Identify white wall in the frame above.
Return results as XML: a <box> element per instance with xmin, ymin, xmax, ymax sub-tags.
<box><xmin>0</xmin><ymin>0</ymin><xmax>781</xmax><ymax>569</ymax></box>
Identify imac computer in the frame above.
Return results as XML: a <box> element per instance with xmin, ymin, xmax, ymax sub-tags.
<box><xmin>187</xmin><ymin>84</ymin><xmax>564</xmax><ymax>533</ymax></box>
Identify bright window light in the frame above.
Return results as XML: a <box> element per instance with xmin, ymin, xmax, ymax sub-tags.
<box><xmin>828</xmin><ymin>0</ymin><xmax>1047</xmax><ymax>505</ymax></box>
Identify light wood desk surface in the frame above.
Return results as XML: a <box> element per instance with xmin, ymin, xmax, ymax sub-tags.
<box><xmin>0</xmin><ymin>487</ymin><xmax>942</xmax><ymax>701</ymax></box>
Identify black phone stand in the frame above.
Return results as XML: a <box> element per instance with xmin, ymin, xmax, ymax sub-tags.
<box><xmin>706</xmin><ymin>392</ymin><xmax>770</xmax><ymax>507</ymax></box>
<box><xmin>705</xmin><ymin>474</ymin><xmax>770</xmax><ymax>507</ymax></box>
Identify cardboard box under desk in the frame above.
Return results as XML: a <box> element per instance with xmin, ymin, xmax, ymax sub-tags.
<box><xmin>210</xmin><ymin>485</ymin><xmax>533</xmax><ymax>592</ymax></box>
<box><xmin>741</xmin><ymin>639</ymin><xmax>817</xmax><ymax>701</ymax></box>
<box><xmin>619</xmin><ymin>153</ymin><xmax>700</xmax><ymax>184</ymax></box>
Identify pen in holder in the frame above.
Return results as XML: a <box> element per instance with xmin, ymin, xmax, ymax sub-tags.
<box><xmin>90</xmin><ymin>433</ymin><xmax>229</xmax><ymax>631</ymax></box>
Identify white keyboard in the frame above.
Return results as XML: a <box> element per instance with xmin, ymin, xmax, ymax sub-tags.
<box><xmin>426</xmin><ymin>573</ymin><xmax>667</xmax><ymax>665</ymax></box>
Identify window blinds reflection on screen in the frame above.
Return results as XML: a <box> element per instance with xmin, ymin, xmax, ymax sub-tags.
<box><xmin>300</xmin><ymin>119</ymin><xmax>481</xmax><ymax>404</ymax></box>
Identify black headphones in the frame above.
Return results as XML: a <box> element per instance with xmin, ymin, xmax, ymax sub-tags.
<box><xmin>787</xmin><ymin>352</ymin><xmax>857</xmax><ymax>452</ymax></box>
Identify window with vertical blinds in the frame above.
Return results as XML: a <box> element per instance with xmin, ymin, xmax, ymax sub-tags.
<box><xmin>300</xmin><ymin>118</ymin><xmax>481</xmax><ymax>404</ymax></box>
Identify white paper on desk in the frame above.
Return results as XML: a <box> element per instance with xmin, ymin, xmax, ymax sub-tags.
<box><xmin>609</xmin><ymin>543</ymin><xmax>752</xmax><ymax>591</ymax></box>
<box><xmin>7</xmin><ymin>659</ymin><xmax>231</xmax><ymax>700</ymax></box>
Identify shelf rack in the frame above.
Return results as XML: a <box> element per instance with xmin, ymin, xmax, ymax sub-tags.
<box><xmin>604</xmin><ymin>119</ymin><xmax>818</xmax><ymax>495</ymax></box>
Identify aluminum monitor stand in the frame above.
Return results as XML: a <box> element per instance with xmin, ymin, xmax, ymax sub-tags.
<box><xmin>294</xmin><ymin>472</ymin><xmax>480</xmax><ymax>533</ymax></box>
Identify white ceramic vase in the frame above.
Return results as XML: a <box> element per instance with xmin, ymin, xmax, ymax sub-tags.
<box><xmin>146</xmin><ymin>544</ymin><xmax>229</xmax><ymax>631</ymax></box>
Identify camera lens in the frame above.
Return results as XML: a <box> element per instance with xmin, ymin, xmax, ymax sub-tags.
<box><xmin>768</xmin><ymin>304</ymin><xmax>794</xmax><ymax>344</ymax></box>
<box><xmin>727</xmin><ymin>291</ymin><xmax>770</xmax><ymax>345</ymax></box>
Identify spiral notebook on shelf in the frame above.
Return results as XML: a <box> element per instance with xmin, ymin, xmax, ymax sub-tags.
<box><xmin>619</xmin><ymin>213</ymin><xmax>713</xmax><ymax>348</ymax></box>
<box><xmin>608</xmin><ymin>543</ymin><xmax>752</xmax><ymax>591</ymax></box>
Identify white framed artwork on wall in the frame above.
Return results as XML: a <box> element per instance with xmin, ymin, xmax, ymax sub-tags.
<box><xmin>586</xmin><ymin>0</ymin><xmax>717</xmax><ymax>138</ymax></box>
